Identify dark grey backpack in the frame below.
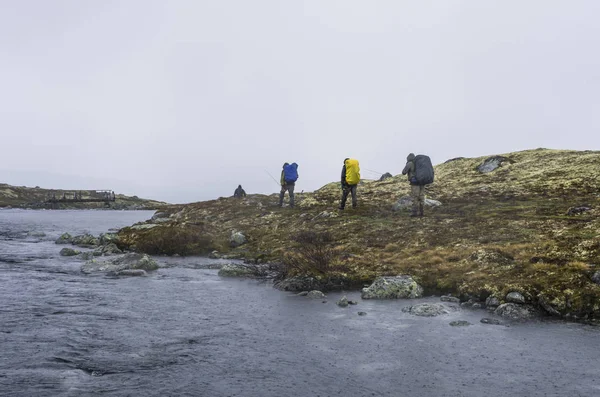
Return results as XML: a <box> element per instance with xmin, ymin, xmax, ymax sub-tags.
<box><xmin>412</xmin><ymin>155</ymin><xmax>434</xmax><ymax>185</ymax></box>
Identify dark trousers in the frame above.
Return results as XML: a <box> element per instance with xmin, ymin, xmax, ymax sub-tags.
<box><xmin>279</xmin><ymin>183</ymin><xmax>295</xmax><ymax>207</ymax></box>
<box><xmin>340</xmin><ymin>184</ymin><xmax>357</xmax><ymax>209</ymax></box>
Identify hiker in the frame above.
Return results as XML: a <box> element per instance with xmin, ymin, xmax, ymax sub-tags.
<box><xmin>402</xmin><ymin>153</ymin><xmax>434</xmax><ymax>217</ymax></box>
<box><xmin>279</xmin><ymin>163</ymin><xmax>298</xmax><ymax>207</ymax></box>
<box><xmin>339</xmin><ymin>158</ymin><xmax>360</xmax><ymax>210</ymax></box>
<box><xmin>233</xmin><ymin>185</ymin><xmax>246</xmax><ymax>198</ymax></box>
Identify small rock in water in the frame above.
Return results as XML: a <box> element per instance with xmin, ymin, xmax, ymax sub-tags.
<box><xmin>449</xmin><ymin>320</ymin><xmax>472</xmax><ymax>327</ymax></box>
<box><xmin>402</xmin><ymin>303</ymin><xmax>453</xmax><ymax>317</ymax></box>
<box><xmin>115</xmin><ymin>269</ymin><xmax>147</xmax><ymax>277</ymax></box>
<box><xmin>495</xmin><ymin>303</ymin><xmax>539</xmax><ymax>320</ymax></box>
<box><xmin>358</xmin><ymin>312</ymin><xmax>367</xmax><ymax>316</ymax></box>
<box><xmin>480</xmin><ymin>318</ymin><xmax>503</xmax><ymax>325</ymax></box>
<box><xmin>59</xmin><ymin>248</ymin><xmax>80</xmax><ymax>257</ymax></box>
<box><xmin>55</xmin><ymin>233</ymin><xmax>73</xmax><ymax>245</ymax></box>
<box><xmin>337</xmin><ymin>296</ymin><xmax>349</xmax><ymax>307</ymax></box>
<box><xmin>485</xmin><ymin>296</ymin><xmax>500</xmax><ymax>308</ymax></box>
<box><xmin>440</xmin><ymin>295</ymin><xmax>460</xmax><ymax>303</ymax></box>
<box><xmin>307</xmin><ymin>290</ymin><xmax>326</xmax><ymax>299</ymax></box>
<box><xmin>347</xmin><ymin>300</ymin><xmax>358</xmax><ymax>305</ymax></box>
<box><xmin>361</xmin><ymin>275</ymin><xmax>424</xmax><ymax>299</ymax></box>
<box><xmin>296</xmin><ymin>291</ymin><xmax>309</xmax><ymax>296</ymax></box>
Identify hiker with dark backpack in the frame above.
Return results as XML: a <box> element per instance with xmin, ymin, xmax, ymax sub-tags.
<box><xmin>279</xmin><ymin>162</ymin><xmax>298</xmax><ymax>207</ymax></box>
<box><xmin>402</xmin><ymin>153</ymin><xmax>434</xmax><ymax>217</ymax></box>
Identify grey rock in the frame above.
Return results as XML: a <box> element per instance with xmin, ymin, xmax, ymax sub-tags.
<box><xmin>130</xmin><ymin>224</ymin><xmax>159</xmax><ymax>230</ymax></box>
<box><xmin>59</xmin><ymin>248</ymin><xmax>80</xmax><ymax>257</ymax></box>
<box><xmin>361</xmin><ymin>275</ymin><xmax>423</xmax><ymax>299</ymax></box>
<box><xmin>229</xmin><ymin>231</ymin><xmax>247</xmax><ymax>248</ymax></box>
<box><xmin>480</xmin><ymin>318</ymin><xmax>503</xmax><ymax>325</ymax></box>
<box><xmin>98</xmin><ymin>233</ymin><xmax>119</xmax><ymax>246</ymax></box>
<box><xmin>115</xmin><ymin>269</ymin><xmax>147</xmax><ymax>277</ymax></box>
<box><xmin>494</xmin><ymin>303</ymin><xmax>539</xmax><ymax>320</ymax></box>
<box><xmin>378</xmin><ymin>172</ymin><xmax>393</xmax><ymax>181</ymax></box>
<box><xmin>477</xmin><ymin>156</ymin><xmax>513</xmax><ymax>173</ymax></box>
<box><xmin>79</xmin><ymin>251</ymin><xmax>95</xmax><ymax>260</ymax></box>
<box><xmin>296</xmin><ymin>291</ymin><xmax>309</xmax><ymax>296</ymax></box>
<box><xmin>208</xmin><ymin>250</ymin><xmax>222</xmax><ymax>259</ymax></box>
<box><xmin>81</xmin><ymin>253</ymin><xmax>158</xmax><ymax>274</ymax></box>
<box><xmin>449</xmin><ymin>320</ymin><xmax>472</xmax><ymax>327</ymax></box>
<box><xmin>592</xmin><ymin>271</ymin><xmax>600</xmax><ymax>285</ymax></box>
<box><xmin>217</xmin><ymin>264</ymin><xmax>254</xmax><ymax>277</ymax></box>
<box><xmin>72</xmin><ymin>234</ymin><xmax>100</xmax><ymax>247</ymax></box>
<box><xmin>506</xmin><ymin>292</ymin><xmax>526</xmax><ymax>304</ymax></box>
<box><xmin>336</xmin><ymin>296</ymin><xmax>349</xmax><ymax>307</ymax></box>
<box><xmin>567</xmin><ymin>206</ymin><xmax>592</xmax><ymax>216</ymax></box>
<box><xmin>402</xmin><ymin>303</ymin><xmax>454</xmax><ymax>317</ymax></box>
<box><xmin>274</xmin><ymin>276</ymin><xmax>322</xmax><ymax>292</ymax></box>
<box><xmin>392</xmin><ymin>197</ymin><xmax>442</xmax><ymax>212</ymax></box>
<box><xmin>151</xmin><ymin>211</ymin><xmax>168</xmax><ymax>220</ymax></box>
<box><xmin>485</xmin><ymin>296</ymin><xmax>500</xmax><ymax>308</ymax></box>
<box><xmin>538</xmin><ymin>296</ymin><xmax>561</xmax><ymax>317</ymax></box>
<box><xmin>28</xmin><ymin>231</ymin><xmax>46</xmax><ymax>238</ymax></box>
<box><xmin>93</xmin><ymin>243</ymin><xmax>122</xmax><ymax>257</ymax></box>
<box><xmin>348</xmin><ymin>300</ymin><xmax>358</xmax><ymax>305</ymax></box>
<box><xmin>460</xmin><ymin>300</ymin><xmax>482</xmax><ymax>309</ymax></box>
<box><xmin>441</xmin><ymin>295</ymin><xmax>460</xmax><ymax>303</ymax></box>
<box><xmin>358</xmin><ymin>312</ymin><xmax>367</xmax><ymax>316</ymax></box>
<box><xmin>55</xmin><ymin>233</ymin><xmax>73</xmax><ymax>244</ymax></box>
<box><xmin>307</xmin><ymin>290</ymin><xmax>326</xmax><ymax>299</ymax></box>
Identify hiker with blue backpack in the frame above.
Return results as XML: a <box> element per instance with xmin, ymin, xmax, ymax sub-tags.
<box><xmin>279</xmin><ymin>163</ymin><xmax>298</xmax><ymax>207</ymax></box>
<box><xmin>402</xmin><ymin>153</ymin><xmax>434</xmax><ymax>217</ymax></box>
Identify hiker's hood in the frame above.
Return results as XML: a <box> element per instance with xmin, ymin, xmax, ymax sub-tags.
<box><xmin>407</xmin><ymin>153</ymin><xmax>415</xmax><ymax>162</ymax></box>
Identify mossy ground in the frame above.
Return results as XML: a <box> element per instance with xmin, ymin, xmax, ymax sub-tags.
<box><xmin>119</xmin><ymin>149</ymin><xmax>600</xmax><ymax>319</ymax></box>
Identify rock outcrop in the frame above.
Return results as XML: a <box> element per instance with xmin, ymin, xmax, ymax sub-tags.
<box><xmin>361</xmin><ymin>276</ymin><xmax>423</xmax><ymax>299</ymax></box>
<box><xmin>402</xmin><ymin>303</ymin><xmax>454</xmax><ymax>317</ymax></box>
<box><xmin>494</xmin><ymin>303</ymin><xmax>540</xmax><ymax>320</ymax></box>
<box><xmin>81</xmin><ymin>253</ymin><xmax>158</xmax><ymax>275</ymax></box>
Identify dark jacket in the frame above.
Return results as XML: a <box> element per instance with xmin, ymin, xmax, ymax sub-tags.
<box><xmin>233</xmin><ymin>185</ymin><xmax>246</xmax><ymax>198</ymax></box>
<box><xmin>402</xmin><ymin>153</ymin><xmax>416</xmax><ymax>184</ymax></box>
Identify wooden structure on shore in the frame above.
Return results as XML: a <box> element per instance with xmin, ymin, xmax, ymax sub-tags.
<box><xmin>45</xmin><ymin>190</ymin><xmax>116</xmax><ymax>208</ymax></box>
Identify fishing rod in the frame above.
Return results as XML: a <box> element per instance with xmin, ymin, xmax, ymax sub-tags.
<box><xmin>264</xmin><ymin>170</ymin><xmax>280</xmax><ymax>186</ymax></box>
<box><xmin>362</xmin><ymin>167</ymin><xmax>386</xmax><ymax>175</ymax></box>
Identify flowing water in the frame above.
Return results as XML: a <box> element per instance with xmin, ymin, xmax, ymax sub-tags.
<box><xmin>1</xmin><ymin>209</ymin><xmax>599</xmax><ymax>397</ymax></box>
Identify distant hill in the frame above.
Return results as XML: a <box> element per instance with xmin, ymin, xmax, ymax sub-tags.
<box><xmin>118</xmin><ymin>148</ymin><xmax>600</xmax><ymax>320</ymax></box>
<box><xmin>0</xmin><ymin>183</ymin><xmax>166</xmax><ymax>210</ymax></box>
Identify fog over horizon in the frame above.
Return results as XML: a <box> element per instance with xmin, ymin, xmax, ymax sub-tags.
<box><xmin>2</xmin><ymin>1</ymin><xmax>599</xmax><ymax>204</ymax></box>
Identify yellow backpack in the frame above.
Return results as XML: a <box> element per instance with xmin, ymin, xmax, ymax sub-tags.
<box><xmin>345</xmin><ymin>159</ymin><xmax>360</xmax><ymax>185</ymax></box>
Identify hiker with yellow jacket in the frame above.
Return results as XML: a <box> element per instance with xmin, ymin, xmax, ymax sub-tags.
<box><xmin>339</xmin><ymin>158</ymin><xmax>360</xmax><ymax>210</ymax></box>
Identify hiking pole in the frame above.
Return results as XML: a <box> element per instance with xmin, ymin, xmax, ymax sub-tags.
<box><xmin>363</xmin><ymin>167</ymin><xmax>385</xmax><ymax>176</ymax></box>
<box><xmin>264</xmin><ymin>170</ymin><xmax>280</xmax><ymax>186</ymax></box>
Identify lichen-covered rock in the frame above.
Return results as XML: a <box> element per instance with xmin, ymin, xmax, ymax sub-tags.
<box><xmin>72</xmin><ymin>234</ymin><xmax>100</xmax><ymax>247</ymax></box>
<box><xmin>337</xmin><ymin>296</ymin><xmax>349</xmax><ymax>307</ymax></box>
<box><xmin>99</xmin><ymin>233</ymin><xmax>120</xmax><ymax>246</ymax></box>
<box><xmin>378</xmin><ymin>172</ymin><xmax>393</xmax><ymax>181</ymax></box>
<box><xmin>274</xmin><ymin>276</ymin><xmax>322</xmax><ymax>292</ymax></box>
<box><xmin>229</xmin><ymin>231</ymin><xmax>247</xmax><ymax>248</ymax></box>
<box><xmin>94</xmin><ymin>243</ymin><xmax>122</xmax><ymax>257</ymax></box>
<box><xmin>402</xmin><ymin>303</ymin><xmax>453</xmax><ymax>317</ymax></box>
<box><xmin>567</xmin><ymin>206</ymin><xmax>592</xmax><ymax>216</ymax></box>
<box><xmin>208</xmin><ymin>250</ymin><xmax>222</xmax><ymax>259</ymax></box>
<box><xmin>80</xmin><ymin>253</ymin><xmax>158</xmax><ymax>274</ymax></box>
<box><xmin>307</xmin><ymin>290</ymin><xmax>326</xmax><ymax>299</ymax></box>
<box><xmin>217</xmin><ymin>264</ymin><xmax>254</xmax><ymax>277</ymax></box>
<box><xmin>391</xmin><ymin>197</ymin><xmax>442</xmax><ymax>211</ymax></box>
<box><xmin>79</xmin><ymin>251</ymin><xmax>95</xmax><ymax>260</ymax></box>
<box><xmin>506</xmin><ymin>291</ymin><xmax>526</xmax><ymax>304</ymax></box>
<box><xmin>361</xmin><ymin>275</ymin><xmax>423</xmax><ymax>299</ymax></box>
<box><xmin>494</xmin><ymin>303</ymin><xmax>539</xmax><ymax>320</ymax></box>
<box><xmin>59</xmin><ymin>248</ymin><xmax>80</xmax><ymax>257</ymax></box>
<box><xmin>480</xmin><ymin>318</ymin><xmax>503</xmax><ymax>325</ymax></box>
<box><xmin>449</xmin><ymin>320</ymin><xmax>471</xmax><ymax>327</ymax></box>
<box><xmin>485</xmin><ymin>296</ymin><xmax>500</xmax><ymax>308</ymax></box>
<box><xmin>55</xmin><ymin>233</ymin><xmax>73</xmax><ymax>244</ymax></box>
<box><xmin>115</xmin><ymin>269</ymin><xmax>147</xmax><ymax>277</ymax></box>
<box><xmin>476</xmin><ymin>155</ymin><xmax>513</xmax><ymax>173</ymax></box>
<box><xmin>130</xmin><ymin>223</ymin><xmax>159</xmax><ymax>230</ymax></box>
<box><xmin>592</xmin><ymin>271</ymin><xmax>600</xmax><ymax>285</ymax></box>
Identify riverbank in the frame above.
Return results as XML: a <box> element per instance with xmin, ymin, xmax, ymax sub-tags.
<box><xmin>117</xmin><ymin>149</ymin><xmax>600</xmax><ymax>321</ymax></box>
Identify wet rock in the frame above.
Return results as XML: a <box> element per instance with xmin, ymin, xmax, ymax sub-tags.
<box><xmin>476</xmin><ymin>156</ymin><xmax>513</xmax><ymax>173</ymax></box>
<box><xmin>358</xmin><ymin>312</ymin><xmax>367</xmax><ymax>316</ymax></box>
<box><xmin>538</xmin><ymin>296</ymin><xmax>561</xmax><ymax>317</ymax></box>
<box><xmin>460</xmin><ymin>300</ymin><xmax>483</xmax><ymax>309</ymax></box>
<box><xmin>59</xmin><ymin>248</ymin><xmax>80</xmax><ymax>257</ymax></box>
<box><xmin>307</xmin><ymin>290</ymin><xmax>326</xmax><ymax>299</ymax></box>
<box><xmin>485</xmin><ymin>296</ymin><xmax>500</xmax><ymax>309</ymax></box>
<box><xmin>229</xmin><ymin>231</ymin><xmax>247</xmax><ymax>248</ymax></box>
<box><xmin>378</xmin><ymin>172</ymin><xmax>393</xmax><ymax>181</ymax></box>
<box><xmin>449</xmin><ymin>320</ymin><xmax>472</xmax><ymax>327</ymax></box>
<box><xmin>441</xmin><ymin>296</ymin><xmax>460</xmax><ymax>303</ymax></box>
<box><xmin>55</xmin><ymin>233</ymin><xmax>73</xmax><ymax>244</ymax></box>
<box><xmin>567</xmin><ymin>206</ymin><xmax>592</xmax><ymax>216</ymax></box>
<box><xmin>296</xmin><ymin>291</ymin><xmax>309</xmax><ymax>296</ymax></box>
<box><xmin>217</xmin><ymin>264</ymin><xmax>254</xmax><ymax>277</ymax></box>
<box><xmin>208</xmin><ymin>250</ymin><xmax>222</xmax><ymax>259</ymax></box>
<box><xmin>591</xmin><ymin>271</ymin><xmax>600</xmax><ymax>285</ymax></box>
<box><xmin>115</xmin><ymin>269</ymin><xmax>147</xmax><ymax>277</ymax></box>
<box><xmin>98</xmin><ymin>233</ymin><xmax>119</xmax><ymax>246</ymax></box>
<box><xmin>506</xmin><ymin>291</ymin><xmax>526</xmax><ymax>304</ymax></box>
<box><xmin>28</xmin><ymin>231</ymin><xmax>46</xmax><ymax>238</ymax></box>
<box><xmin>494</xmin><ymin>303</ymin><xmax>540</xmax><ymax>320</ymax></box>
<box><xmin>392</xmin><ymin>197</ymin><xmax>442</xmax><ymax>211</ymax></box>
<box><xmin>274</xmin><ymin>276</ymin><xmax>321</xmax><ymax>292</ymax></box>
<box><xmin>130</xmin><ymin>223</ymin><xmax>159</xmax><ymax>230</ymax></box>
<box><xmin>72</xmin><ymin>234</ymin><xmax>100</xmax><ymax>248</ymax></box>
<box><xmin>336</xmin><ymin>296</ymin><xmax>349</xmax><ymax>307</ymax></box>
<box><xmin>348</xmin><ymin>300</ymin><xmax>358</xmax><ymax>305</ymax></box>
<box><xmin>361</xmin><ymin>275</ymin><xmax>423</xmax><ymax>299</ymax></box>
<box><xmin>79</xmin><ymin>251</ymin><xmax>95</xmax><ymax>260</ymax></box>
<box><xmin>402</xmin><ymin>303</ymin><xmax>453</xmax><ymax>317</ymax></box>
<box><xmin>480</xmin><ymin>318</ymin><xmax>503</xmax><ymax>325</ymax></box>
<box><xmin>94</xmin><ymin>243</ymin><xmax>122</xmax><ymax>257</ymax></box>
<box><xmin>81</xmin><ymin>253</ymin><xmax>158</xmax><ymax>274</ymax></box>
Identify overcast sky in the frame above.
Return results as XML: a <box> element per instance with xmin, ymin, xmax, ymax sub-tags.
<box><xmin>1</xmin><ymin>1</ymin><xmax>599</xmax><ymax>203</ymax></box>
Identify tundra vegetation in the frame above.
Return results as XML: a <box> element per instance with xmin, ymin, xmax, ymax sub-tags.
<box><xmin>119</xmin><ymin>149</ymin><xmax>600</xmax><ymax>320</ymax></box>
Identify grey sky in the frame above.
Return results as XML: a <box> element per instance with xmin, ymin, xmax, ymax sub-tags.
<box><xmin>1</xmin><ymin>1</ymin><xmax>599</xmax><ymax>203</ymax></box>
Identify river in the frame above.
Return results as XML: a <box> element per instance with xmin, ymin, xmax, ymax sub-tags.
<box><xmin>0</xmin><ymin>209</ymin><xmax>599</xmax><ymax>397</ymax></box>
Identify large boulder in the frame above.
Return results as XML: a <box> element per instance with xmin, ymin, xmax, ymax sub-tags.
<box><xmin>217</xmin><ymin>264</ymin><xmax>254</xmax><ymax>277</ymax></box>
<box><xmin>361</xmin><ymin>275</ymin><xmax>423</xmax><ymax>299</ymax></box>
<box><xmin>307</xmin><ymin>290</ymin><xmax>326</xmax><ymax>299</ymax></box>
<box><xmin>72</xmin><ymin>234</ymin><xmax>100</xmax><ymax>248</ymax></box>
<box><xmin>402</xmin><ymin>303</ymin><xmax>454</xmax><ymax>317</ymax></box>
<box><xmin>59</xmin><ymin>248</ymin><xmax>80</xmax><ymax>257</ymax></box>
<box><xmin>506</xmin><ymin>291</ymin><xmax>526</xmax><ymax>304</ymax></box>
<box><xmin>476</xmin><ymin>156</ymin><xmax>514</xmax><ymax>173</ymax></box>
<box><xmin>378</xmin><ymin>172</ymin><xmax>393</xmax><ymax>181</ymax></box>
<box><xmin>229</xmin><ymin>231</ymin><xmax>247</xmax><ymax>248</ymax></box>
<box><xmin>81</xmin><ymin>253</ymin><xmax>158</xmax><ymax>274</ymax></box>
<box><xmin>392</xmin><ymin>197</ymin><xmax>442</xmax><ymax>211</ymax></box>
<box><xmin>494</xmin><ymin>303</ymin><xmax>540</xmax><ymax>320</ymax></box>
<box><xmin>55</xmin><ymin>233</ymin><xmax>73</xmax><ymax>244</ymax></box>
<box><xmin>274</xmin><ymin>276</ymin><xmax>322</xmax><ymax>292</ymax></box>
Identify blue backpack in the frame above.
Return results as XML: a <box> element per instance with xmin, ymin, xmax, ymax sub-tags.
<box><xmin>283</xmin><ymin>163</ymin><xmax>299</xmax><ymax>183</ymax></box>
